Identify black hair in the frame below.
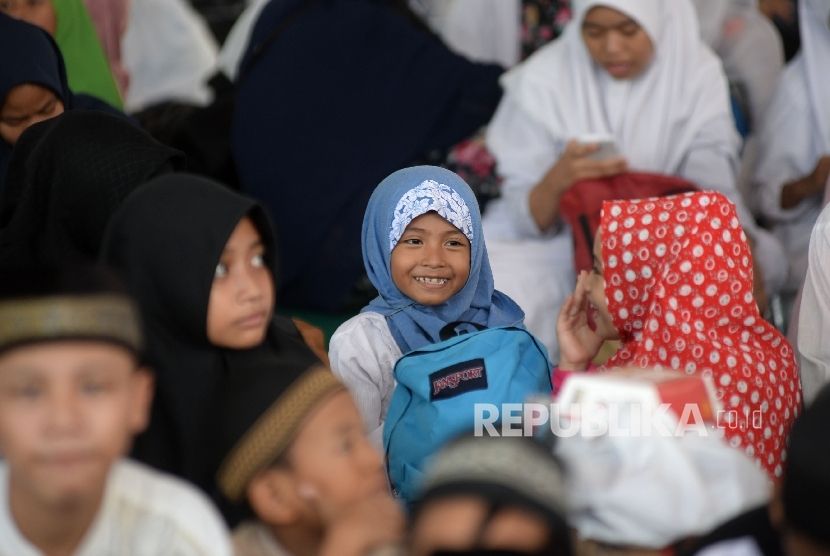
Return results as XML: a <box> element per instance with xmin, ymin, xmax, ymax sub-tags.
<box><xmin>0</xmin><ymin>263</ymin><xmax>129</xmax><ymax>300</ymax></box>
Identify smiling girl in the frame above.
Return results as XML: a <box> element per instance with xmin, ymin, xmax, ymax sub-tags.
<box><xmin>329</xmin><ymin>166</ymin><xmax>526</xmax><ymax>448</ymax></box>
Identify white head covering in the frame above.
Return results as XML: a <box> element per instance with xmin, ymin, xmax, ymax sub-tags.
<box><xmin>692</xmin><ymin>0</ymin><xmax>761</xmax><ymax>47</ymax></box>
<box><xmin>800</xmin><ymin>0</ymin><xmax>830</xmax><ymax>151</ymax></box>
<box><xmin>798</xmin><ymin>199</ymin><xmax>830</xmax><ymax>405</ymax></box>
<box><xmin>693</xmin><ymin>0</ymin><xmax>732</xmax><ymax>46</ymax></box>
<box><xmin>498</xmin><ymin>0</ymin><xmax>739</xmax><ymax>175</ymax></box>
<box><xmin>751</xmin><ymin>0</ymin><xmax>830</xmax><ymax>280</ymax></box>
<box><xmin>556</xmin><ymin>426</ymin><xmax>770</xmax><ymax>548</ymax></box>
<box><xmin>756</xmin><ymin>0</ymin><xmax>830</xmax><ymax>190</ymax></box>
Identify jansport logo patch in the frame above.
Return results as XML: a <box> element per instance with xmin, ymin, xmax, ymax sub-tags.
<box><xmin>430</xmin><ymin>358</ymin><xmax>488</xmax><ymax>401</ymax></box>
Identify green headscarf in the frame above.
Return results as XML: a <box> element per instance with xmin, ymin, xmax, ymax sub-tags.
<box><xmin>52</xmin><ymin>0</ymin><xmax>122</xmax><ymax>109</ymax></box>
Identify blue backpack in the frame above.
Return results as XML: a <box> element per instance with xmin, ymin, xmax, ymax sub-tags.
<box><xmin>383</xmin><ymin>322</ymin><xmax>552</xmax><ymax>503</ymax></box>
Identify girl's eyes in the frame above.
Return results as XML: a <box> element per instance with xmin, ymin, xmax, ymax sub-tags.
<box><xmin>81</xmin><ymin>381</ymin><xmax>111</xmax><ymax>395</ymax></box>
<box><xmin>336</xmin><ymin>437</ymin><xmax>354</xmax><ymax>454</ymax></box>
<box><xmin>11</xmin><ymin>384</ymin><xmax>42</xmax><ymax>400</ymax></box>
<box><xmin>41</xmin><ymin>101</ymin><xmax>58</xmax><ymax>116</ymax></box>
<box><xmin>400</xmin><ymin>238</ymin><xmax>468</xmax><ymax>247</ymax></box>
<box><xmin>1</xmin><ymin>116</ymin><xmax>25</xmax><ymax>127</ymax></box>
<box><xmin>215</xmin><ymin>254</ymin><xmax>266</xmax><ymax>277</ymax></box>
<box><xmin>215</xmin><ymin>262</ymin><xmax>228</xmax><ymax>279</ymax></box>
<box><xmin>619</xmin><ymin>24</ymin><xmax>640</xmax><ymax>37</ymax></box>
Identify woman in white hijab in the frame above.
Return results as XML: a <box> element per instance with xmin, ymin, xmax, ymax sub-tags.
<box><xmin>753</xmin><ymin>0</ymin><xmax>830</xmax><ymax>295</ymax></box>
<box><xmin>121</xmin><ymin>0</ymin><xmax>218</xmax><ymax>112</ymax></box>
<box><xmin>482</xmin><ymin>0</ymin><xmax>784</xmax><ymax>361</ymax></box>
<box><xmin>694</xmin><ymin>0</ymin><xmax>785</xmax><ymax>203</ymax></box>
<box><xmin>694</xmin><ymin>0</ymin><xmax>783</xmax><ymax>127</ymax></box>
<box><xmin>797</xmin><ymin>201</ymin><xmax>830</xmax><ymax>406</ymax></box>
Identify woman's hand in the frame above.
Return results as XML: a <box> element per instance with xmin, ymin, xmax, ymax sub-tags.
<box><xmin>780</xmin><ymin>155</ymin><xmax>830</xmax><ymax>210</ymax></box>
<box><xmin>549</xmin><ymin>140</ymin><xmax>629</xmax><ymax>192</ymax></box>
<box><xmin>530</xmin><ymin>140</ymin><xmax>628</xmax><ymax>231</ymax></box>
<box><xmin>556</xmin><ymin>271</ymin><xmax>605</xmax><ymax>371</ymax></box>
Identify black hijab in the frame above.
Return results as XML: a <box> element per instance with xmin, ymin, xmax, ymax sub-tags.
<box><xmin>0</xmin><ymin>110</ymin><xmax>184</xmax><ymax>269</ymax></box>
<box><xmin>0</xmin><ymin>14</ymin><xmax>124</xmax><ymax>195</ymax></box>
<box><xmin>232</xmin><ymin>0</ymin><xmax>503</xmax><ymax>310</ymax></box>
<box><xmin>101</xmin><ymin>173</ymin><xmax>319</xmax><ymax>493</ymax></box>
<box><xmin>0</xmin><ymin>12</ymin><xmax>73</xmax><ymax>195</ymax></box>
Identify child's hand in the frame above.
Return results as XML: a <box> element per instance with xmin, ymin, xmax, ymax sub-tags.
<box><xmin>319</xmin><ymin>493</ymin><xmax>404</xmax><ymax>556</ymax></box>
<box><xmin>556</xmin><ymin>271</ymin><xmax>604</xmax><ymax>371</ymax></box>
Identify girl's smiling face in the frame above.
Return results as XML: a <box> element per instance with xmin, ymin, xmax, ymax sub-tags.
<box><xmin>390</xmin><ymin>211</ymin><xmax>471</xmax><ymax>306</ymax></box>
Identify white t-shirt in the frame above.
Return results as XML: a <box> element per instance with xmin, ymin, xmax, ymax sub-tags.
<box><xmin>0</xmin><ymin>459</ymin><xmax>232</xmax><ymax>556</ymax></box>
<box><xmin>328</xmin><ymin>312</ymin><xmax>403</xmax><ymax>451</ymax></box>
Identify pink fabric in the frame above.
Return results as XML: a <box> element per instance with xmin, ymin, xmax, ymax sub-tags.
<box><xmin>598</xmin><ymin>191</ymin><xmax>801</xmax><ymax>479</ymax></box>
<box><xmin>84</xmin><ymin>0</ymin><xmax>130</xmax><ymax>95</ymax></box>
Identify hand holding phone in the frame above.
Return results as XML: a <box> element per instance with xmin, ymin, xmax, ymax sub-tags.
<box><xmin>576</xmin><ymin>133</ymin><xmax>620</xmax><ymax>161</ymax></box>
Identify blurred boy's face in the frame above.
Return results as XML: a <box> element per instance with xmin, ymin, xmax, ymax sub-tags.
<box><xmin>581</xmin><ymin>6</ymin><xmax>654</xmax><ymax>81</ymax></box>
<box><xmin>285</xmin><ymin>390</ymin><xmax>388</xmax><ymax>525</ymax></box>
<box><xmin>207</xmin><ymin>217</ymin><xmax>274</xmax><ymax>349</ymax></box>
<box><xmin>0</xmin><ymin>83</ymin><xmax>64</xmax><ymax>146</ymax></box>
<box><xmin>410</xmin><ymin>496</ymin><xmax>554</xmax><ymax>555</ymax></box>
<box><xmin>0</xmin><ymin>0</ymin><xmax>56</xmax><ymax>35</ymax></box>
<box><xmin>390</xmin><ymin>211</ymin><xmax>471</xmax><ymax>306</ymax></box>
<box><xmin>0</xmin><ymin>341</ymin><xmax>151</xmax><ymax>507</ymax></box>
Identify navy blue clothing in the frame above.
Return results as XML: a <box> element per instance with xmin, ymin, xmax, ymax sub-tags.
<box><xmin>232</xmin><ymin>0</ymin><xmax>504</xmax><ymax>310</ymax></box>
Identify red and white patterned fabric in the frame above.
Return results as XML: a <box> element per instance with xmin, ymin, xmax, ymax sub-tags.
<box><xmin>599</xmin><ymin>191</ymin><xmax>801</xmax><ymax>478</ymax></box>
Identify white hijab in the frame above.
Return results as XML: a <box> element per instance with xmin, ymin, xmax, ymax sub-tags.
<box><xmin>798</xmin><ymin>201</ymin><xmax>830</xmax><ymax>406</ymax></box>
<box><xmin>498</xmin><ymin>0</ymin><xmax>738</xmax><ymax>175</ymax></box>
<box><xmin>693</xmin><ymin>0</ymin><xmax>761</xmax><ymax>47</ymax></box>
<box><xmin>694</xmin><ymin>0</ymin><xmax>732</xmax><ymax>46</ymax></box>
<box><xmin>752</xmin><ymin>0</ymin><xmax>830</xmax><ymax>230</ymax></box>
<box><xmin>556</xmin><ymin>424</ymin><xmax>769</xmax><ymax>548</ymax></box>
<box><xmin>800</xmin><ymin>0</ymin><xmax>830</xmax><ymax>151</ymax></box>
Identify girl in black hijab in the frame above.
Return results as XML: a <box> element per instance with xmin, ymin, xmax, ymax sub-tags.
<box><xmin>101</xmin><ymin>173</ymin><xmax>320</xmax><ymax>494</ymax></box>
<box><xmin>0</xmin><ymin>110</ymin><xmax>183</xmax><ymax>269</ymax></box>
<box><xmin>0</xmin><ymin>12</ymin><xmax>122</xmax><ymax>193</ymax></box>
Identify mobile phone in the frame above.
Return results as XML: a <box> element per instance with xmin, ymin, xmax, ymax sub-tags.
<box><xmin>577</xmin><ymin>133</ymin><xmax>620</xmax><ymax>161</ymax></box>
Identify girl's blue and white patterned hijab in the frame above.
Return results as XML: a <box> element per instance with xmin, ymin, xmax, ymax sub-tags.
<box><xmin>362</xmin><ymin>166</ymin><xmax>524</xmax><ymax>353</ymax></box>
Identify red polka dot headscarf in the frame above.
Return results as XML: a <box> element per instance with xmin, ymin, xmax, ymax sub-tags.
<box><xmin>599</xmin><ymin>191</ymin><xmax>802</xmax><ymax>479</ymax></box>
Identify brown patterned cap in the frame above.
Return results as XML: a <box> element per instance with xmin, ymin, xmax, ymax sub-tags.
<box><xmin>0</xmin><ymin>294</ymin><xmax>142</xmax><ymax>354</ymax></box>
<box><xmin>217</xmin><ymin>365</ymin><xmax>345</xmax><ymax>501</ymax></box>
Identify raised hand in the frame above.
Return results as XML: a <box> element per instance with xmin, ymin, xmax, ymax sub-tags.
<box><xmin>319</xmin><ymin>492</ymin><xmax>404</xmax><ymax>556</ymax></box>
<box><xmin>556</xmin><ymin>271</ymin><xmax>605</xmax><ymax>371</ymax></box>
